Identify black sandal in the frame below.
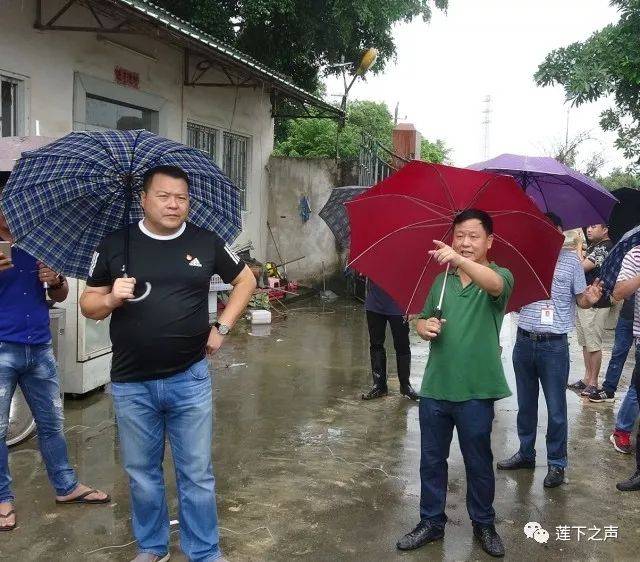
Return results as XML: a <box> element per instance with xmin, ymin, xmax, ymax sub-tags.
<box><xmin>55</xmin><ymin>489</ymin><xmax>111</xmax><ymax>505</ymax></box>
<box><xmin>0</xmin><ymin>509</ymin><xmax>16</xmax><ymax>531</ymax></box>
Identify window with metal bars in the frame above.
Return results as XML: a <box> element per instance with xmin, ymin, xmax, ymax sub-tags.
<box><xmin>223</xmin><ymin>131</ymin><xmax>249</xmax><ymax>210</ymax></box>
<box><xmin>186</xmin><ymin>122</ymin><xmax>218</xmax><ymax>163</ymax></box>
<box><xmin>0</xmin><ymin>75</ymin><xmax>21</xmax><ymax>137</ymax></box>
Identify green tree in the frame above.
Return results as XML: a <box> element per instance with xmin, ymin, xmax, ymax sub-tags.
<box><xmin>598</xmin><ymin>167</ymin><xmax>640</xmax><ymax>190</ymax></box>
<box><xmin>154</xmin><ymin>0</ymin><xmax>448</xmax><ymax>92</ymax></box>
<box><xmin>421</xmin><ymin>138</ymin><xmax>449</xmax><ymax>163</ymax></box>
<box><xmin>273</xmin><ymin>100</ymin><xmax>391</xmax><ymax>158</ymax></box>
<box><xmin>535</xmin><ymin>0</ymin><xmax>640</xmax><ymax>165</ymax></box>
<box><xmin>273</xmin><ymin>100</ymin><xmax>447</xmax><ymax>162</ymax></box>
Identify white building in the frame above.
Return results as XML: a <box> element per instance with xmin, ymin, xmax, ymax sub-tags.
<box><xmin>1</xmin><ymin>0</ymin><xmax>340</xmax><ymax>393</ymax></box>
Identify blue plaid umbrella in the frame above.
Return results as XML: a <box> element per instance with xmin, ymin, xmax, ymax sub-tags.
<box><xmin>599</xmin><ymin>224</ymin><xmax>640</xmax><ymax>297</ymax></box>
<box><xmin>0</xmin><ymin>129</ymin><xmax>241</xmax><ymax>280</ymax></box>
<box><xmin>319</xmin><ymin>186</ymin><xmax>368</xmax><ymax>250</ymax></box>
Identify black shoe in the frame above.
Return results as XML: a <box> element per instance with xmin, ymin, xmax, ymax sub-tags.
<box><xmin>588</xmin><ymin>388</ymin><xmax>615</xmax><ymax>403</ymax></box>
<box><xmin>616</xmin><ymin>469</ymin><xmax>640</xmax><ymax>491</ymax></box>
<box><xmin>567</xmin><ymin>379</ymin><xmax>587</xmax><ymax>391</ymax></box>
<box><xmin>396</xmin><ymin>519</ymin><xmax>445</xmax><ymax>551</ymax></box>
<box><xmin>400</xmin><ymin>384</ymin><xmax>419</xmax><ymax>401</ymax></box>
<box><xmin>497</xmin><ymin>452</ymin><xmax>535</xmax><ymax>470</ymax></box>
<box><xmin>362</xmin><ymin>385</ymin><xmax>388</xmax><ymax>400</ymax></box>
<box><xmin>543</xmin><ymin>465</ymin><xmax>565</xmax><ymax>488</ymax></box>
<box><xmin>473</xmin><ymin>523</ymin><xmax>505</xmax><ymax>558</ymax></box>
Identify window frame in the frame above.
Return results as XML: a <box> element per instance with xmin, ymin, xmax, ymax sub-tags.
<box><xmin>0</xmin><ymin>70</ymin><xmax>28</xmax><ymax>137</ymax></box>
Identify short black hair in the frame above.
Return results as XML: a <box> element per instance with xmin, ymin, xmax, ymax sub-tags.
<box><xmin>141</xmin><ymin>165</ymin><xmax>189</xmax><ymax>193</ymax></box>
<box><xmin>545</xmin><ymin>212</ymin><xmax>563</xmax><ymax>230</ymax></box>
<box><xmin>452</xmin><ymin>208</ymin><xmax>493</xmax><ymax>235</ymax></box>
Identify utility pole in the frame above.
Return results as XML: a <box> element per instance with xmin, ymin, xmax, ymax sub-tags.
<box><xmin>482</xmin><ymin>95</ymin><xmax>492</xmax><ymax>160</ymax></box>
<box><xmin>394</xmin><ymin>102</ymin><xmax>407</xmax><ymax>125</ymax></box>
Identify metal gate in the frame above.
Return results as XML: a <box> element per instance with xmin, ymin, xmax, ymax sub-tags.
<box><xmin>358</xmin><ymin>132</ymin><xmax>409</xmax><ymax>186</ymax></box>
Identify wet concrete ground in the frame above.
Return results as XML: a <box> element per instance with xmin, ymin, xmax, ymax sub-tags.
<box><xmin>1</xmin><ymin>298</ymin><xmax>639</xmax><ymax>561</ymax></box>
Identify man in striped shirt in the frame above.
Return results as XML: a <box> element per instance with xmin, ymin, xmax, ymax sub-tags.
<box><xmin>497</xmin><ymin>213</ymin><xmax>603</xmax><ymax>488</ymax></box>
<box><xmin>612</xmin><ymin>246</ymin><xmax>640</xmax><ymax>492</ymax></box>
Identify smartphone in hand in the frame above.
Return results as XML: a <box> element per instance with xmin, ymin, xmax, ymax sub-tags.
<box><xmin>0</xmin><ymin>240</ymin><xmax>13</xmax><ymax>269</ymax></box>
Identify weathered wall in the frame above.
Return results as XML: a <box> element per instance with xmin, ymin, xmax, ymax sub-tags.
<box><xmin>267</xmin><ymin>156</ymin><xmax>343</xmax><ymax>284</ymax></box>
<box><xmin>1</xmin><ymin>0</ymin><xmax>275</xmax><ymax>392</ymax></box>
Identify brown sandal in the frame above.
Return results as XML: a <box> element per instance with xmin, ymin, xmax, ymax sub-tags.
<box><xmin>55</xmin><ymin>489</ymin><xmax>111</xmax><ymax>505</ymax></box>
<box><xmin>0</xmin><ymin>509</ymin><xmax>16</xmax><ymax>531</ymax></box>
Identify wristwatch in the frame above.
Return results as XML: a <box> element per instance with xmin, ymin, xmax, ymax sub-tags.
<box><xmin>214</xmin><ymin>322</ymin><xmax>231</xmax><ymax>335</ymax></box>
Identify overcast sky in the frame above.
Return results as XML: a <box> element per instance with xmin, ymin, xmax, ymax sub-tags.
<box><xmin>324</xmin><ymin>0</ymin><xmax>628</xmax><ymax>174</ymax></box>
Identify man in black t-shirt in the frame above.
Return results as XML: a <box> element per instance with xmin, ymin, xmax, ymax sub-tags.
<box><xmin>568</xmin><ymin>224</ymin><xmax>613</xmax><ymax>397</ymax></box>
<box><xmin>80</xmin><ymin>165</ymin><xmax>255</xmax><ymax>562</ymax></box>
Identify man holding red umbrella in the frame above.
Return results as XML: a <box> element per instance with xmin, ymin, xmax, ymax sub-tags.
<box><xmin>396</xmin><ymin>209</ymin><xmax>512</xmax><ymax>558</ymax></box>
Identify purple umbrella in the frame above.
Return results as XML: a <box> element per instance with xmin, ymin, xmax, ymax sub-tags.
<box><xmin>468</xmin><ymin>153</ymin><xmax>617</xmax><ymax>230</ymax></box>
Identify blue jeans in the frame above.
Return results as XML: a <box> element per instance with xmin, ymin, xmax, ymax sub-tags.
<box><xmin>615</xmin><ymin>384</ymin><xmax>638</xmax><ymax>433</ymax></box>
<box><xmin>419</xmin><ymin>397</ymin><xmax>496</xmax><ymax>526</ymax></box>
<box><xmin>513</xmin><ymin>332</ymin><xmax>569</xmax><ymax>468</ymax></box>
<box><xmin>112</xmin><ymin>358</ymin><xmax>222</xmax><ymax>562</ymax></box>
<box><xmin>603</xmin><ymin>316</ymin><xmax>634</xmax><ymax>395</ymax></box>
<box><xmin>0</xmin><ymin>341</ymin><xmax>78</xmax><ymax>502</ymax></box>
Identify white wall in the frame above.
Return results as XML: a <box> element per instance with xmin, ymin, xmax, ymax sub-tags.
<box><xmin>1</xmin><ymin>0</ymin><xmax>274</xmax><ymax>392</ymax></box>
<box><xmin>267</xmin><ymin>156</ymin><xmax>341</xmax><ymax>283</ymax></box>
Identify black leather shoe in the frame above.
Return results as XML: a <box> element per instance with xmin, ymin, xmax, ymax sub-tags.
<box><xmin>362</xmin><ymin>385</ymin><xmax>388</xmax><ymax>400</ymax></box>
<box><xmin>496</xmin><ymin>452</ymin><xmax>535</xmax><ymax>470</ymax></box>
<box><xmin>543</xmin><ymin>465</ymin><xmax>565</xmax><ymax>488</ymax></box>
<box><xmin>473</xmin><ymin>523</ymin><xmax>505</xmax><ymax>558</ymax></box>
<box><xmin>400</xmin><ymin>384</ymin><xmax>419</xmax><ymax>401</ymax></box>
<box><xmin>616</xmin><ymin>469</ymin><xmax>640</xmax><ymax>491</ymax></box>
<box><xmin>396</xmin><ymin>519</ymin><xmax>445</xmax><ymax>551</ymax></box>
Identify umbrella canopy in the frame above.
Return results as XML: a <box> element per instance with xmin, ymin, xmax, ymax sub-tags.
<box><xmin>0</xmin><ymin>136</ymin><xmax>57</xmax><ymax>171</ymax></box>
<box><xmin>599</xmin><ymin>224</ymin><xmax>640</xmax><ymax>296</ymax></box>
<box><xmin>319</xmin><ymin>186</ymin><xmax>368</xmax><ymax>250</ymax></box>
<box><xmin>608</xmin><ymin>188</ymin><xmax>640</xmax><ymax>243</ymax></box>
<box><xmin>347</xmin><ymin>161</ymin><xmax>564</xmax><ymax>315</ymax></box>
<box><xmin>469</xmin><ymin>153</ymin><xmax>617</xmax><ymax>230</ymax></box>
<box><xmin>1</xmin><ymin>129</ymin><xmax>241</xmax><ymax>279</ymax></box>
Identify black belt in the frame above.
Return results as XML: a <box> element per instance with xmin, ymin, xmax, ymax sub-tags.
<box><xmin>517</xmin><ymin>328</ymin><xmax>566</xmax><ymax>341</ymax></box>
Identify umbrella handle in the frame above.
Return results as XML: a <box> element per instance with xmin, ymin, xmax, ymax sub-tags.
<box><xmin>121</xmin><ymin>271</ymin><xmax>152</xmax><ymax>303</ymax></box>
<box><xmin>129</xmin><ymin>281</ymin><xmax>152</xmax><ymax>303</ymax></box>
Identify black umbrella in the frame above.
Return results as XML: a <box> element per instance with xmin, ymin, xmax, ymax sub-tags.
<box><xmin>608</xmin><ymin>187</ymin><xmax>640</xmax><ymax>243</ymax></box>
<box><xmin>319</xmin><ymin>186</ymin><xmax>368</xmax><ymax>250</ymax></box>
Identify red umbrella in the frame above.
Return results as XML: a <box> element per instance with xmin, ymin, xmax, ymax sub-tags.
<box><xmin>346</xmin><ymin>161</ymin><xmax>564</xmax><ymax>315</ymax></box>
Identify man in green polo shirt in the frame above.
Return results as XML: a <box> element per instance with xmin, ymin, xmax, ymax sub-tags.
<box><xmin>397</xmin><ymin>209</ymin><xmax>513</xmax><ymax>558</ymax></box>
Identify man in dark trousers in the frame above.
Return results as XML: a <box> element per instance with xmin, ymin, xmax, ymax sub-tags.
<box><xmin>361</xmin><ymin>280</ymin><xmax>418</xmax><ymax>401</ymax></box>
<box><xmin>397</xmin><ymin>209</ymin><xmax>513</xmax><ymax>558</ymax></box>
<box><xmin>80</xmin><ymin>165</ymin><xmax>256</xmax><ymax>562</ymax></box>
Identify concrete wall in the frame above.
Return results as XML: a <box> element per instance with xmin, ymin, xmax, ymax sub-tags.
<box><xmin>1</xmin><ymin>0</ymin><xmax>275</xmax><ymax>393</ymax></box>
<box><xmin>267</xmin><ymin>156</ymin><xmax>342</xmax><ymax>284</ymax></box>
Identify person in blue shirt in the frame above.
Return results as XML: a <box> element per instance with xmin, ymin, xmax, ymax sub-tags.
<box><xmin>362</xmin><ymin>280</ymin><xmax>418</xmax><ymax>401</ymax></box>
<box><xmin>497</xmin><ymin>213</ymin><xmax>602</xmax><ymax>489</ymax></box>
<box><xmin>0</xmin><ymin>197</ymin><xmax>109</xmax><ymax>531</ymax></box>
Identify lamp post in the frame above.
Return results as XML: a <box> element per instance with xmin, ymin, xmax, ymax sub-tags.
<box><xmin>333</xmin><ymin>48</ymin><xmax>378</xmax><ymax>160</ymax></box>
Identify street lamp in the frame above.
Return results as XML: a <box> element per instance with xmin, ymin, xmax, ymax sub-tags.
<box><xmin>340</xmin><ymin>48</ymin><xmax>378</xmax><ymax>114</ymax></box>
<box><xmin>334</xmin><ymin>48</ymin><xmax>378</xmax><ymax>159</ymax></box>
